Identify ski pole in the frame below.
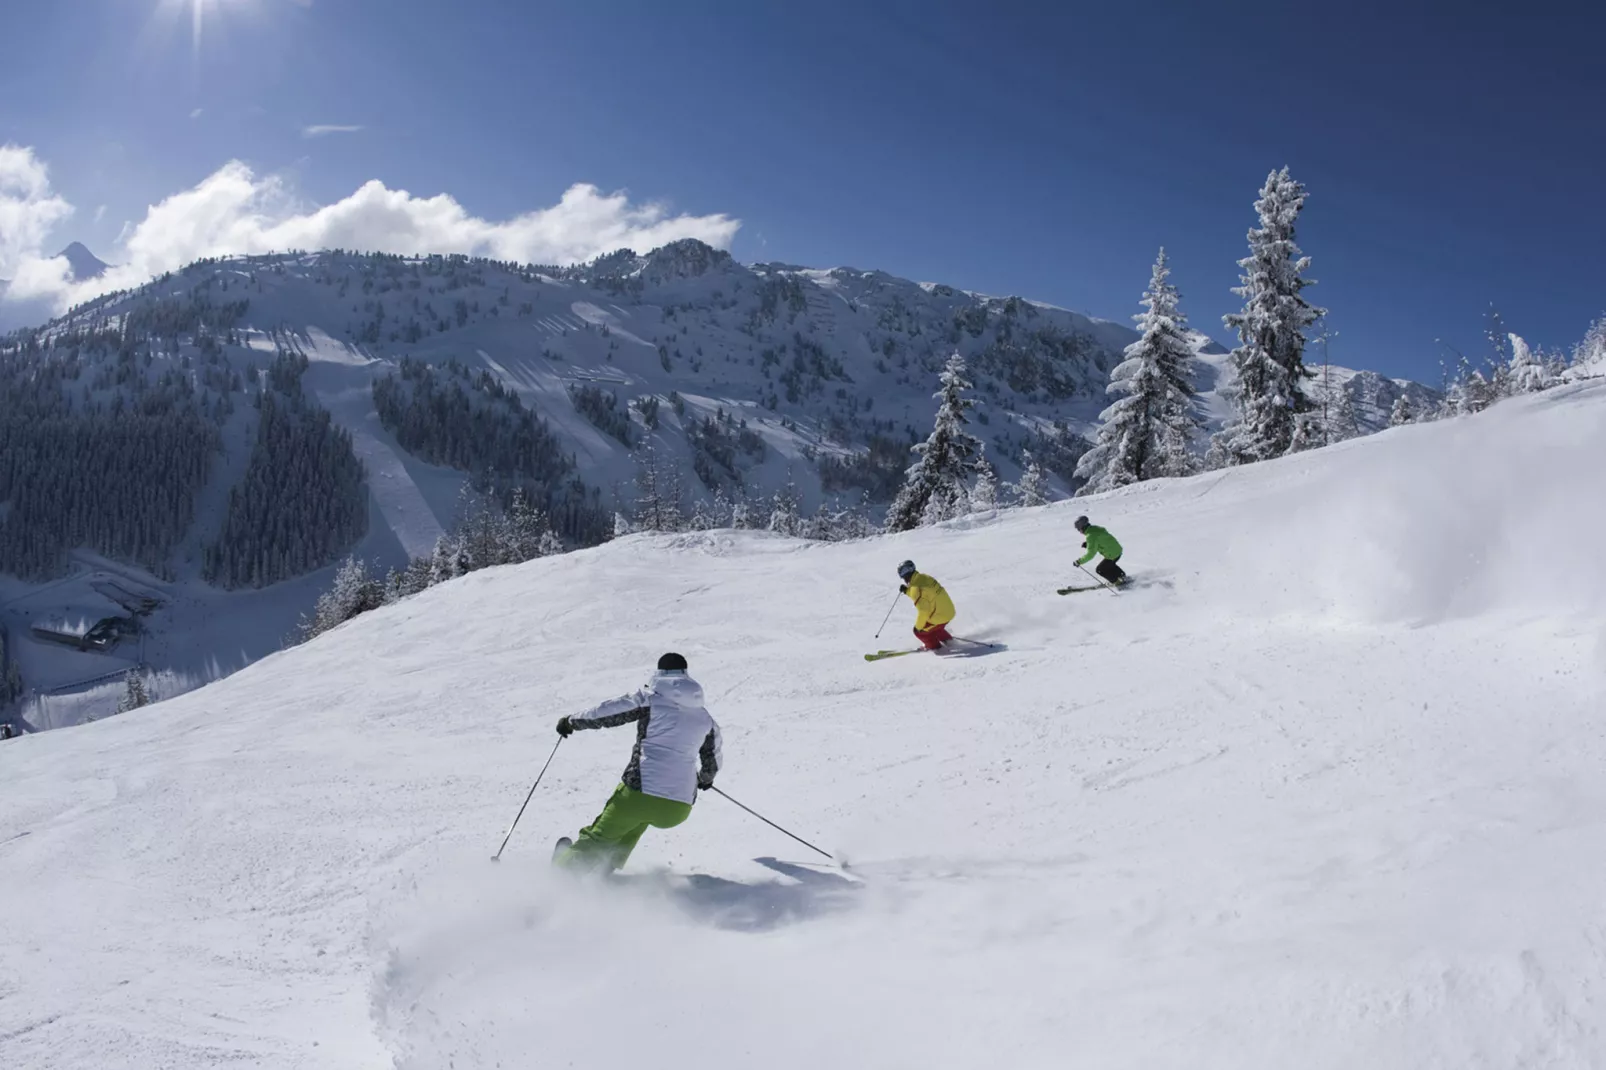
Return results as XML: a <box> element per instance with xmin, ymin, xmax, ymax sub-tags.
<box><xmin>491</xmin><ymin>736</ymin><xmax>563</xmax><ymax>861</ymax></box>
<box><xmin>1077</xmin><ymin>563</ymin><xmax>1120</xmax><ymax>594</ymax></box>
<box><xmin>709</xmin><ymin>786</ymin><xmax>835</xmax><ymax>862</ymax></box>
<box><xmin>873</xmin><ymin>587</ymin><xmax>902</xmax><ymax>639</ymax></box>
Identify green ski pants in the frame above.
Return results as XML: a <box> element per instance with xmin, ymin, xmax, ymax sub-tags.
<box><xmin>561</xmin><ymin>782</ymin><xmax>693</xmax><ymax>872</ymax></box>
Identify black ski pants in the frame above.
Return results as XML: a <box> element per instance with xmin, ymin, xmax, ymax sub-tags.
<box><xmin>1096</xmin><ymin>557</ymin><xmax>1127</xmax><ymax>584</ymax></box>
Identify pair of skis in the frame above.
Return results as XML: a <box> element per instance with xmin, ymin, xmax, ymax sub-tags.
<box><xmin>1057</xmin><ymin>576</ymin><xmax>1132</xmax><ymax>595</ymax></box>
<box><xmin>864</xmin><ymin>636</ymin><xmax>1000</xmax><ymax>662</ymax></box>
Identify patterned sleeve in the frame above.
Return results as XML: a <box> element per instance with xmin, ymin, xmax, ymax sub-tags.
<box><xmin>697</xmin><ymin>720</ymin><xmax>723</xmax><ymax>787</ymax></box>
<box><xmin>569</xmin><ymin>689</ymin><xmax>651</xmax><ymax>730</ymax></box>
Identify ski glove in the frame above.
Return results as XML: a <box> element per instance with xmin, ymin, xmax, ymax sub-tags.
<box><xmin>697</xmin><ymin>778</ymin><xmax>716</xmax><ymax>791</ymax></box>
<box><xmin>899</xmin><ymin>584</ymin><xmax>909</xmax><ymax>595</ymax></box>
<box><xmin>556</xmin><ymin>716</ymin><xmax>573</xmax><ymax>738</ymax></box>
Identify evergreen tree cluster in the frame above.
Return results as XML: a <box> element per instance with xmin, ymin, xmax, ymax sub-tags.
<box><xmin>0</xmin><ymin>282</ymin><xmax>371</xmax><ymax>587</ymax></box>
<box><xmin>1426</xmin><ymin>307</ymin><xmax>1586</xmax><ymax>421</ymax></box>
<box><xmin>620</xmin><ymin>446</ymin><xmax>878</xmax><ymax>544</ymax></box>
<box><xmin>881</xmin><ymin>357</ymin><xmax>1063</xmax><ymax>530</ymax></box>
<box><xmin>818</xmin><ymin>433</ymin><xmax>919</xmax><ymax>501</ymax></box>
<box><xmin>686</xmin><ymin>408</ymin><xmax>766</xmax><ymax>492</ymax></box>
<box><xmin>969</xmin><ymin>322</ymin><xmax>1109</xmax><ymax>401</ymax></box>
<box><xmin>630</xmin><ymin>443</ymin><xmax>687</xmax><ymax>533</ymax></box>
<box><xmin>204</xmin><ymin>361</ymin><xmax>368</xmax><ymax>589</ymax></box>
<box><xmin>299</xmin><ymin>556</ymin><xmax>386</xmax><ymax>643</ymax></box>
<box><xmin>373</xmin><ymin>358</ymin><xmax>608</xmax><ymax>546</ymax></box>
<box><xmin>299</xmin><ymin>489</ymin><xmax>565</xmax><ymax>642</ymax></box>
<box><xmin>0</xmin><ymin>405</ymin><xmax>219</xmax><ymax>579</ymax></box>
<box><xmin>375</xmin><ymin>358</ymin><xmax>574</xmax><ymax>487</ymax></box>
<box><xmin>0</xmin><ymin>630</ymin><xmax>24</xmax><ymax>708</ymax></box>
<box><xmin>1573</xmin><ymin>315</ymin><xmax>1606</xmax><ymax>375</ymax></box>
<box><xmin>1012</xmin><ymin>454</ymin><xmax>1051</xmax><ymax>507</ymax></box>
<box><xmin>566</xmin><ymin>384</ymin><xmax>635</xmax><ymax>446</ymax></box>
<box><xmin>991</xmin><ymin>423</ymin><xmax>1092</xmax><ymax>488</ymax></box>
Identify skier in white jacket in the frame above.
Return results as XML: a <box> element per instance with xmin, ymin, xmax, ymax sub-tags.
<box><xmin>553</xmin><ymin>652</ymin><xmax>722</xmax><ymax>872</ymax></box>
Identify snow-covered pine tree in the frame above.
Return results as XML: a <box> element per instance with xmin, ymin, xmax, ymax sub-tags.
<box><xmin>1213</xmin><ymin>168</ymin><xmax>1327</xmax><ymax>464</ymax></box>
<box><xmin>384</xmin><ymin>557</ymin><xmax>435</xmax><ymax>604</ymax></box>
<box><xmin>1286</xmin><ymin>411</ymin><xmax>1327</xmax><ymax>453</ymax></box>
<box><xmin>1389</xmin><ymin>394</ymin><xmax>1415</xmax><ymax>426</ymax></box>
<box><xmin>1075</xmin><ymin>248</ymin><xmax>1202</xmax><ymax>493</ymax></box>
<box><xmin>1506</xmin><ymin>334</ymin><xmax>1551</xmax><ymax>394</ymax></box>
<box><xmin>1460</xmin><ymin>361</ymin><xmax>1498</xmax><ymax>414</ymax></box>
<box><xmin>688</xmin><ymin>497</ymin><xmax>718</xmax><ymax>531</ymax></box>
<box><xmin>117</xmin><ymin>669</ymin><xmax>151</xmax><ymax>714</ymax></box>
<box><xmin>1329</xmin><ymin>383</ymin><xmax>1362</xmax><ymax>441</ymax></box>
<box><xmin>1573</xmin><ymin>315</ymin><xmax>1606</xmax><ymax>375</ymax></box>
<box><xmin>709</xmin><ymin>486</ymin><xmax>734</xmax><ymax>529</ymax></box>
<box><xmin>632</xmin><ymin>443</ymin><xmax>684</xmax><ymax>532</ymax></box>
<box><xmin>1011</xmin><ymin>452</ymin><xmax>1050</xmax><ymax>507</ymax></box>
<box><xmin>303</xmin><ymin>556</ymin><xmax>383</xmax><ymax>641</ymax></box>
<box><xmin>454</xmin><ymin>497</ymin><xmax>513</xmax><ymax>570</ymax></box>
<box><xmin>768</xmin><ymin>478</ymin><xmax>803</xmax><ymax>536</ymax></box>
<box><xmin>1437</xmin><ymin>357</ymin><xmax>1469</xmax><ymax>418</ymax></box>
<box><xmin>886</xmin><ymin>354</ymin><xmax>984</xmax><ymax>532</ymax></box>
<box><xmin>729</xmin><ymin>491</ymin><xmax>752</xmax><ymax>530</ymax></box>
<box><xmin>800</xmin><ymin>503</ymin><xmax>830</xmax><ymax>541</ymax></box>
<box><xmin>970</xmin><ymin>456</ymin><xmax>1000</xmax><ymax>512</ymax></box>
<box><xmin>506</xmin><ymin>487</ymin><xmax>551</xmax><ymax>561</ymax></box>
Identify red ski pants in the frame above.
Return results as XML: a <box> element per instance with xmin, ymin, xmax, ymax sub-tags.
<box><xmin>914</xmin><ymin>623</ymin><xmax>953</xmax><ymax>650</ymax></box>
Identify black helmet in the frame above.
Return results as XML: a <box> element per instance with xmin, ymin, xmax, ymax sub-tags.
<box><xmin>657</xmin><ymin>652</ymin><xmax>688</xmax><ymax>672</ymax></box>
<box><xmin>1073</xmin><ymin>515</ymin><xmax>1090</xmax><ymax>533</ymax></box>
<box><xmin>897</xmin><ymin>559</ymin><xmax>917</xmax><ymax>581</ymax></box>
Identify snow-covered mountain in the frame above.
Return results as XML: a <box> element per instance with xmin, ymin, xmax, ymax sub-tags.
<box><xmin>0</xmin><ymin>242</ymin><xmax>1437</xmax><ymax>724</ymax></box>
<box><xmin>2</xmin><ymin>379</ymin><xmax>1601</xmax><ymax>1070</ymax></box>
<box><xmin>5</xmin><ymin>241</ymin><xmax>1435</xmax><ymax>517</ymax></box>
<box><xmin>1185</xmin><ymin>329</ymin><xmax>1439</xmax><ymax>433</ymax></box>
<box><xmin>56</xmin><ymin>241</ymin><xmax>110</xmax><ymax>282</ymax></box>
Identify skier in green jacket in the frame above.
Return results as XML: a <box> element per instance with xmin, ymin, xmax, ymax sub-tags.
<box><xmin>1073</xmin><ymin>515</ymin><xmax>1127</xmax><ymax>586</ymax></box>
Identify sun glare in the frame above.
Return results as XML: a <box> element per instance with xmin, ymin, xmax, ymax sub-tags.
<box><xmin>155</xmin><ymin>0</ymin><xmax>256</xmax><ymax>58</ymax></box>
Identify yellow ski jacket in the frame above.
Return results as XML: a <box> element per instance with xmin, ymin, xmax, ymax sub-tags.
<box><xmin>904</xmin><ymin>572</ymin><xmax>955</xmax><ymax>630</ymax></box>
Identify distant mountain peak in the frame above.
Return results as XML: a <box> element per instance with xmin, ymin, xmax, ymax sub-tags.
<box><xmin>55</xmin><ymin>242</ymin><xmax>110</xmax><ymax>282</ymax></box>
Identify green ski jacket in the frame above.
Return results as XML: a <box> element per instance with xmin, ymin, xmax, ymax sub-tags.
<box><xmin>1074</xmin><ymin>525</ymin><xmax>1122</xmax><ymax>566</ymax></box>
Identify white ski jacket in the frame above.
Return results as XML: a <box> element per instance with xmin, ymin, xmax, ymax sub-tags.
<box><xmin>567</xmin><ymin>671</ymin><xmax>722</xmax><ymax>805</ymax></box>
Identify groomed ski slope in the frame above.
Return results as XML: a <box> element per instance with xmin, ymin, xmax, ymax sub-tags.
<box><xmin>3</xmin><ymin>382</ymin><xmax>1604</xmax><ymax>1070</ymax></box>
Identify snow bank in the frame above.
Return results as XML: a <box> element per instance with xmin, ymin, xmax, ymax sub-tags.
<box><xmin>2</xmin><ymin>383</ymin><xmax>1604</xmax><ymax>1070</ymax></box>
<box><xmin>1203</xmin><ymin>382</ymin><xmax>1606</xmax><ymax>627</ymax></box>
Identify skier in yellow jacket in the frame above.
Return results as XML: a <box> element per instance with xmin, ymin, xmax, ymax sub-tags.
<box><xmin>897</xmin><ymin>559</ymin><xmax>956</xmax><ymax>650</ymax></box>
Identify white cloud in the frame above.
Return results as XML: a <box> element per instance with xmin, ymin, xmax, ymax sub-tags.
<box><xmin>190</xmin><ymin>107</ymin><xmax>204</xmax><ymax>119</ymax></box>
<box><xmin>0</xmin><ymin>152</ymin><xmax>741</xmax><ymax>313</ymax></box>
<box><xmin>302</xmin><ymin>124</ymin><xmax>363</xmax><ymax>138</ymax></box>
<box><xmin>0</xmin><ymin>145</ymin><xmax>74</xmax><ymax>280</ymax></box>
<box><xmin>94</xmin><ymin>204</ymin><xmax>107</xmax><ymax>223</ymax></box>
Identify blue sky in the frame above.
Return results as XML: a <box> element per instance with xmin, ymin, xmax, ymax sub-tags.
<box><xmin>1</xmin><ymin>0</ymin><xmax>1602</xmax><ymax>381</ymax></box>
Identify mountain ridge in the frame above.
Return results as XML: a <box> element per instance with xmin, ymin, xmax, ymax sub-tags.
<box><xmin>0</xmin><ymin>240</ymin><xmax>1438</xmax><ymax>723</ymax></box>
